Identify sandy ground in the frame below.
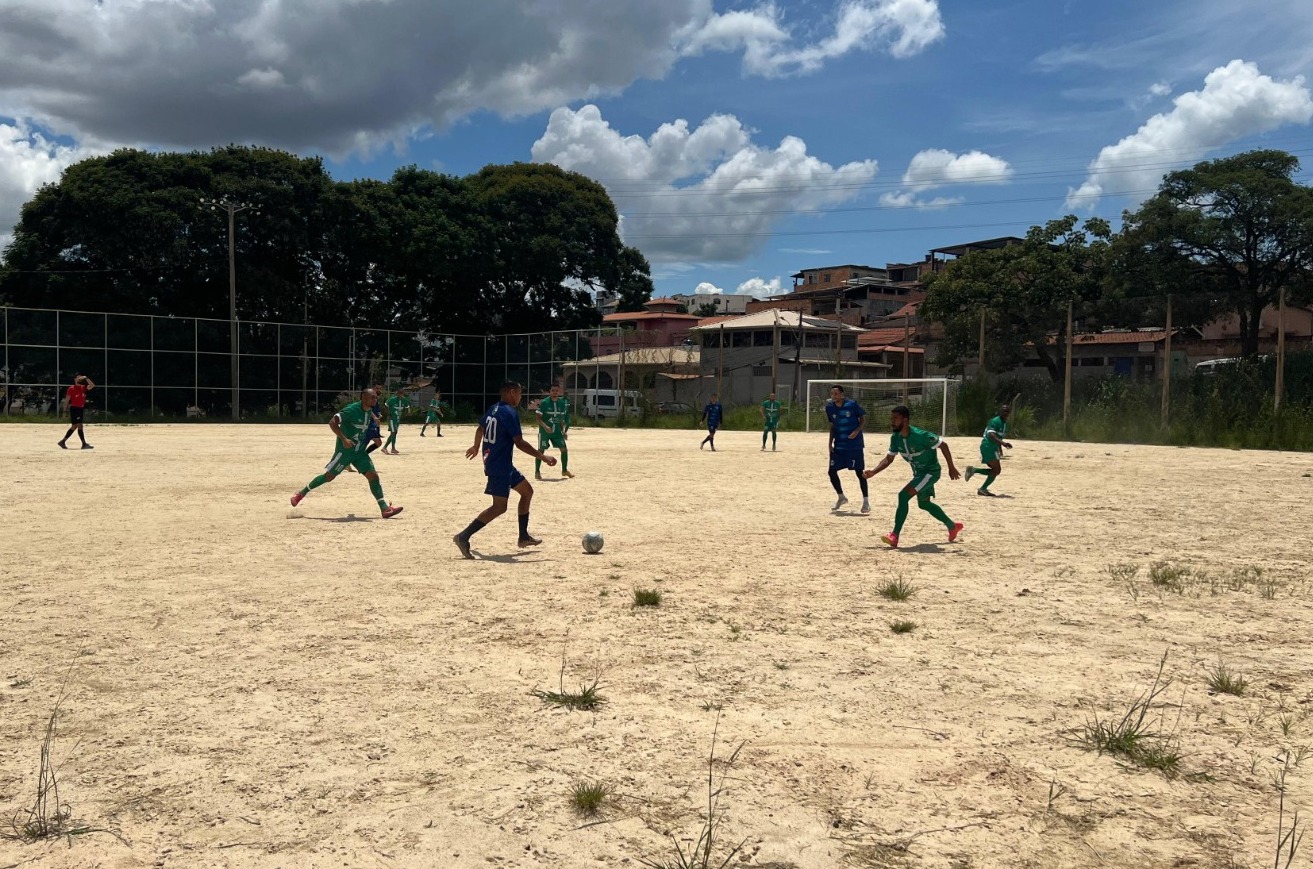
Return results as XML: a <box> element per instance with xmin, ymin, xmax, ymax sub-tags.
<box><xmin>1</xmin><ymin>422</ymin><xmax>1312</xmax><ymax>869</ymax></box>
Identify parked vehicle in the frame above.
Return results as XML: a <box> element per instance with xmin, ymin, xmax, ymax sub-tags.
<box><xmin>574</xmin><ymin>389</ymin><xmax>643</xmax><ymax>419</ymax></box>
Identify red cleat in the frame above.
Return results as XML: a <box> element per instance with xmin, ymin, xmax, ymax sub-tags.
<box><xmin>382</xmin><ymin>505</ymin><xmax>404</xmax><ymax>519</ymax></box>
<box><xmin>948</xmin><ymin>522</ymin><xmax>964</xmax><ymax>543</ymax></box>
<box><xmin>881</xmin><ymin>532</ymin><xmax>899</xmax><ymax>549</ymax></box>
<box><xmin>290</xmin><ymin>492</ymin><xmax>304</xmax><ymax>507</ymax></box>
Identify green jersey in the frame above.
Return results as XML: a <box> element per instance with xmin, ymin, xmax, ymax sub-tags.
<box><xmin>888</xmin><ymin>425</ymin><xmax>943</xmax><ymax>476</ymax></box>
<box><xmin>428</xmin><ymin>399</ymin><xmax>449</xmax><ymax>416</ymax></box>
<box><xmin>537</xmin><ymin>396</ymin><xmax>571</xmax><ymax>434</ymax></box>
<box><xmin>761</xmin><ymin>399</ymin><xmax>781</xmax><ymax>426</ymax></box>
<box><xmin>981</xmin><ymin>416</ymin><xmax>1007</xmax><ymax>450</ymax></box>
<box><xmin>334</xmin><ymin>401</ymin><xmax>372</xmax><ymax>446</ymax></box>
<box><xmin>386</xmin><ymin>395</ymin><xmax>410</xmax><ymax>417</ymax></box>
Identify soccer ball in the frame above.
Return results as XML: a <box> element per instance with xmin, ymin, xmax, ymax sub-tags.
<box><xmin>582</xmin><ymin>531</ymin><xmax>604</xmax><ymax>554</ymax></box>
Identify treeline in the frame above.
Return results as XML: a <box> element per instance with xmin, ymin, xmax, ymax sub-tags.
<box><xmin>0</xmin><ymin>146</ymin><xmax>654</xmax><ymax>333</ymax></box>
<box><xmin>922</xmin><ymin>150</ymin><xmax>1313</xmax><ymax>380</ymax></box>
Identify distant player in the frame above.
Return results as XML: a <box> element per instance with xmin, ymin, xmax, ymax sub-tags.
<box><xmin>290</xmin><ymin>387</ymin><xmax>403</xmax><ymax>518</ymax></box>
<box><xmin>760</xmin><ymin>391</ymin><xmax>781</xmax><ymax>451</ymax></box>
<box><xmin>700</xmin><ymin>394</ymin><xmax>723</xmax><ymax>451</ymax></box>
<box><xmin>420</xmin><ymin>391</ymin><xmax>450</xmax><ymax>437</ymax></box>
<box><xmin>825</xmin><ymin>385</ymin><xmax>868</xmax><ymax>513</ymax></box>
<box><xmin>863</xmin><ymin>404</ymin><xmax>962</xmax><ymax>548</ymax></box>
<box><xmin>966</xmin><ymin>405</ymin><xmax>1013</xmax><ymax>496</ymax></box>
<box><xmin>453</xmin><ymin>381</ymin><xmax>556</xmax><ymax>559</ymax></box>
<box><xmin>58</xmin><ymin>373</ymin><xmax>95</xmax><ymax>450</ymax></box>
<box><xmin>382</xmin><ymin>387</ymin><xmax>410</xmax><ymax>454</ymax></box>
<box><xmin>535</xmin><ymin>384</ymin><xmax>574</xmax><ymax>480</ymax></box>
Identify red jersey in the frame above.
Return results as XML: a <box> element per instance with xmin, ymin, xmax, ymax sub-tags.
<box><xmin>67</xmin><ymin>384</ymin><xmax>88</xmax><ymax>408</ymax></box>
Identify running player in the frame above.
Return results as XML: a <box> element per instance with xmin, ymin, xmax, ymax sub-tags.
<box><xmin>700</xmin><ymin>394</ymin><xmax>723</xmax><ymax>451</ymax></box>
<box><xmin>382</xmin><ymin>387</ymin><xmax>410</xmax><ymax>454</ymax></box>
<box><xmin>58</xmin><ymin>373</ymin><xmax>95</xmax><ymax>450</ymax></box>
<box><xmin>420</xmin><ymin>391</ymin><xmax>450</xmax><ymax>437</ymax></box>
<box><xmin>760</xmin><ymin>391</ymin><xmax>781</xmax><ymax>451</ymax></box>
<box><xmin>863</xmin><ymin>404</ymin><xmax>962</xmax><ymax>548</ymax></box>
<box><xmin>290</xmin><ymin>387</ymin><xmax>403</xmax><ymax>518</ymax></box>
<box><xmin>453</xmin><ymin>381</ymin><xmax>556</xmax><ymax>559</ymax></box>
<box><xmin>965</xmin><ymin>405</ymin><xmax>1012</xmax><ymax>496</ymax></box>
<box><xmin>535</xmin><ymin>384</ymin><xmax>574</xmax><ymax>480</ymax></box>
<box><xmin>825</xmin><ymin>385</ymin><xmax>868</xmax><ymax>513</ymax></box>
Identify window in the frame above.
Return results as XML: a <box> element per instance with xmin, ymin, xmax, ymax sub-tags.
<box><xmin>822</xmin><ymin>273</ymin><xmax>832</xmax><ymax>283</ymax></box>
<box><xmin>851</xmin><ymin>271</ymin><xmax>860</xmax><ymax>279</ymax></box>
<box><xmin>808</xmin><ymin>274</ymin><xmax>816</xmax><ymax>284</ymax></box>
<box><xmin>597</xmin><ymin>394</ymin><xmax>616</xmax><ymax>406</ymax></box>
<box><xmin>702</xmin><ymin>332</ymin><xmax>721</xmax><ymax>348</ymax></box>
<box><xmin>753</xmin><ymin>330</ymin><xmax>773</xmax><ymax>346</ymax></box>
<box><xmin>804</xmin><ymin>333</ymin><xmax>833</xmax><ymax>349</ymax></box>
<box><xmin>841</xmin><ymin>334</ymin><xmax>857</xmax><ymax>350</ymax></box>
<box><xmin>732</xmin><ymin>331</ymin><xmax>753</xmax><ymax>347</ymax></box>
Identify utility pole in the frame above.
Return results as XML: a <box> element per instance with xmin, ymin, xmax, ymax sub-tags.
<box><xmin>978</xmin><ymin>309</ymin><xmax>986</xmax><ymax>377</ymax></box>
<box><xmin>1161</xmin><ymin>294</ymin><xmax>1172</xmax><ymax>428</ymax></box>
<box><xmin>200</xmin><ymin>196</ymin><xmax>259</xmax><ymax>421</ymax></box>
<box><xmin>903</xmin><ymin>311</ymin><xmax>912</xmax><ymax>403</ymax></box>
<box><xmin>1063</xmin><ymin>300</ymin><xmax>1074</xmax><ymax>425</ymax></box>
<box><xmin>1276</xmin><ymin>286</ymin><xmax>1287</xmax><ymax>413</ymax></box>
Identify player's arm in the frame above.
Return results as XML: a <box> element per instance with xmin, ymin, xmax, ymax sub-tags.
<box><xmin>513</xmin><ymin>434</ymin><xmax>556</xmax><ymax>466</ymax></box>
<box><xmin>85</xmin><ymin>377</ymin><xmax>96</xmax><ymax>391</ymax></box>
<box><xmin>849</xmin><ymin>412</ymin><xmax>865</xmax><ymax>440</ymax></box>
<box><xmin>536</xmin><ymin>409</ymin><xmax>551</xmax><ymax>432</ymax></box>
<box><xmin>464</xmin><ymin>424</ymin><xmax>484</xmax><ymax>460</ymax></box>
<box><xmin>329</xmin><ymin>414</ymin><xmax>354</xmax><ymax>449</ymax></box>
<box><xmin>863</xmin><ymin>452</ymin><xmax>896</xmax><ymax>479</ymax></box>
<box><xmin>939</xmin><ymin>441</ymin><xmax>962</xmax><ymax>480</ymax></box>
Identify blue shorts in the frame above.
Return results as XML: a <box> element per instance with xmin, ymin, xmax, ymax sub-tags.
<box><xmin>365</xmin><ymin>424</ymin><xmax>381</xmax><ymax>441</ymax></box>
<box><xmin>829</xmin><ymin>451</ymin><xmax>865</xmax><ymax>473</ymax></box>
<box><xmin>484</xmin><ymin>466</ymin><xmax>526</xmax><ymax>499</ymax></box>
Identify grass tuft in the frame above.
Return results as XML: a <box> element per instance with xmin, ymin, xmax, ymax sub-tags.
<box><xmin>532</xmin><ymin>678</ymin><xmax>604</xmax><ymax>712</ymax></box>
<box><xmin>633</xmin><ymin>588</ymin><xmax>663</xmax><ymax>608</ymax></box>
<box><xmin>879</xmin><ymin>578</ymin><xmax>917</xmax><ymax>602</ymax></box>
<box><xmin>890</xmin><ymin>620</ymin><xmax>917</xmax><ymax>635</ymax></box>
<box><xmin>1077</xmin><ymin>651</ymin><xmax>1183</xmax><ymax>778</ymax></box>
<box><xmin>569</xmin><ymin>780</ymin><xmax>611</xmax><ymax>819</ymax></box>
<box><xmin>1204</xmin><ymin>660</ymin><xmax>1248</xmax><ymax>697</ymax></box>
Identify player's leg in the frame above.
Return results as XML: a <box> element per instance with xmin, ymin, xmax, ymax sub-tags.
<box><xmin>435</xmin><ymin>415</ymin><xmax>443</xmax><ymax>436</ymax></box>
<box><xmin>771</xmin><ymin>427</ymin><xmax>777</xmax><ymax>450</ymax></box>
<box><xmin>977</xmin><ymin>458</ymin><xmax>1003</xmax><ymax>495</ymax></box>
<box><xmin>559</xmin><ymin>435</ymin><xmax>572</xmax><ymax>478</ymax></box>
<box><xmin>292</xmin><ymin>451</ymin><xmax>347</xmax><ymax>505</ymax></box>
<box><xmin>762</xmin><ymin>426</ymin><xmax>768</xmax><ymax>450</ymax></box>
<box><xmin>914</xmin><ymin>473</ymin><xmax>962</xmax><ymax>541</ymax></box>
<box><xmin>362</xmin><ymin>469</ymin><xmax>402</xmax><ymax>517</ymax></box>
<box><xmin>828</xmin><ymin>455</ymin><xmax>847</xmax><ymax>510</ymax></box>
<box><xmin>883</xmin><ymin>484</ymin><xmax>916</xmax><ymax>547</ymax></box>
<box><xmin>421</xmin><ymin>413</ymin><xmax>431</xmax><ymax>436</ymax></box>
<box><xmin>455</xmin><ymin>492</ymin><xmax>509</xmax><ymax>558</ymax></box>
<box><xmin>512</xmin><ymin>473</ymin><xmax>541</xmax><ymax>546</ymax></box>
<box><xmin>385</xmin><ymin>420</ymin><xmax>399</xmax><ymax>453</ymax></box>
<box><xmin>708</xmin><ymin>426</ymin><xmax>717</xmax><ymax>451</ymax></box>
<box><xmin>535</xmin><ymin>430</ymin><xmax>548</xmax><ymax>479</ymax></box>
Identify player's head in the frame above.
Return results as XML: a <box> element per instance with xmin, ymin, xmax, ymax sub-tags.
<box><xmin>710</xmin><ymin>393</ymin><xmax>718</xmax><ymax>401</ymax></box>
<box><xmin>500</xmin><ymin>380</ymin><xmax>523</xmax><ymax>404</ymax></box>
<box><xmin>434</xmin><ymin>389</ymin><xmax>441</xmax><ymax>398</ymax></box>
<box><xmin>1000</xmin><ymin>404</ymin><xmax>1011</xmax><ymax>419</ymax></box>
<box><xmin>361</xmin><ymin>387</ymin><xmax>378</xmax><ymax>408</ymax></box>
<box><xmin>768</xmin><ymin>391</ymin><xmax>776</xmax><ymax>400</ymax></box>
<box><xmin>890</xmin><ymin>404</ymin><xmax>910</xmax><ymax>432</ymax></box>
<box><xmin>550</xmin><ymin>384</ymin><xmax>561</xmax><ymax>398</ymax></box>
<box><xmin>394</xmin><ymin>386</ymin><xmax>404</xmax><ymax>395</ymax></box>
<box><xmin>829</xmin><ymin>385</ymin><xmax>845</xmax><ymax>402</ymax></box>
<box><xmin>74</xmin><ymin>373</ymin><xmax>87</xmax><ymax>385</ymax></box>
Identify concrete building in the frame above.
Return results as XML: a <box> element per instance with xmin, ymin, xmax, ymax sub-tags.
<box><xmin>594</xmin><ymin>299</ymin><xmax>700</xmax><ymax>356</ymax></box>
<box><xmin>670</xmin><ymin>292</ymin><xmax>754</xmax><ymax>315</ymax></box>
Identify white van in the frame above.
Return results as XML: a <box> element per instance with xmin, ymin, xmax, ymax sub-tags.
<box><xmin>575</xmin><ymin>389</ymin><xmax>642</xmax><ymax>419</ymax></box>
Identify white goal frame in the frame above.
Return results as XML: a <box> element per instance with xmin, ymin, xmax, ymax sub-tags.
<box><xmin>805</xmin><ymin>378</ymin><xmax>956</xmax><ymax>435</ymax></box>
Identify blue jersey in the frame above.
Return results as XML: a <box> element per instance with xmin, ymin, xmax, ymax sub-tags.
<box><xmin>480</xmin><ymin>401</ymin><xmax>523</xmax><ymax>475</ymax></box>
<box><xmin>365</xmin><ymin>402</ymin><xmax>383</xmax><ymax>436</ymax></box>
<box><xmin>826</xmin><ymin>398</ymin><xmax>865</xmax><ymax>452</ymax></box>
<box><xmin>703</xmin><ymin>402</ymin><xmax>723</xmax><ymax>427</ymax></box>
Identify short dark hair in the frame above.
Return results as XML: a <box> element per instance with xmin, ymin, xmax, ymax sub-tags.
<box><xmin>500</xmin><ymin>380</ymin><xmax>522</xmax><ymax>393</ymax></box>
<box><xmin>830</xmin><ymin>384</ymin><xmax>845</xmax><ymax>393</ymax></box>
<box><xmin>892</xmin><ymin>404</ymin><xmax>910</xmax><ymax>418</ymax></box>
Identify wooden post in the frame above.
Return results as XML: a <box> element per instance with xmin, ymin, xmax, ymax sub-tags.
<box><xmin>903</xmin><ymin>312</ymin><xmax>911</xmax><ymax>403</ymax></box>
<box><xmin>1276</xmin><ymin>286</ymin><xmax>1286</xmax><ymax>413</ymax></box>
<box><xmin>771</xmin><ymin>309</ymin><xmax>780</xmax><ymax>393</ymax></box>
<box><xmin>617</xmin><ymin>328</ymin><xmax>627</xmax><ymax>421</ymax></box>
<box><xmin>717</xmin><ymin>322</ymin><xmax>725</xmax><ymax>399</ymax></box>
<box><xmin>978</xmin><ymin>308</ymin><xmax>986</xmax><ymax>377</ymax></box>
<box><xmin>1161</xmin><ymin>294</ymin><xmax>1172</xmax><ymax>428</ymax></box>
<box><xmin>1063</xmin><ymin>300</ymin><xmax>1073</xmax><ymax>425</ymax></box>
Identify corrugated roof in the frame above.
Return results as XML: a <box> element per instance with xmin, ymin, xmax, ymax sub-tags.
<box><xmin>858</xmin><ymin>328</ymin><xmax>912</xmax><ymax>346</ymax></box>
<box><xmin>603</xmin><ymin>311</ymin><xmax>700</xmax><ymax>322</ymax></box>
<box><xmin>690</xmin><ymin>309</ymin><xmax>864</xmax><ymax>332</ymax></box>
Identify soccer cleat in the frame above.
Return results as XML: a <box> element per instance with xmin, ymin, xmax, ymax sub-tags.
<box><xmin>381</xmin><ymin>505</ymin><xmax>404</xmax><ymax>519</ymax></box>
<box><xmin>977</xmin><ymin>489</ymin><xmax>997</xmax><ymax>497</ymax></box>
<box><xmin>965</xmin><ymin>467</ymin><xmax>976</xmax><ymax>481</ymax></box>
<box><xmin>453</xmin><ymin>534</ymin><xmax>474</xmax><ymax>560</ymax></box>
<box><xmin>948</xmin><ymin>522</ymin><xmax>964</xmax><ymax>543</ymax></box>
<box><xmin>290</xmin><ymin>492</ymin><xmax>305</xmax><ymax>507</ymax></box>
<box><xmin>861</xmin><ymin>499</ymin><xmax>871</xmax><ymax>514</ymax></box>
<box><xmin>58</xmin><ymin>441</ymin><xmax>67</xmax><ymax>449</ymax></box>
<box><xmin>517</xmin><ymin>535</ymin><xmax>543</xmax><ymax>548</ymax></box>
<box><xmin>699</xmin><ymin>442</ymin><xmax>705</xmax><ymax>450</ymax></box>
<box><xmin>437</xmin><ymin>433</ymin><xmax>444</xmax><ymax>437</ymax></box>
<box><xmin>81</xmin><ymin>443</ymin><xmax>94</xmax><ymax>449</ymax></box>
<box><xmin>420</xmin><ymin>431</ymin><xmax>426</xmax><ymax>437</ymax></box>
<box><xmin>562</xmin><ymin>470</ymin><xmax>575</xmax><ymax>479</ymax></box>
<box><xmin>881</xmin><ymin>532</ymin><xmax>899</xmax><ymax>549</ymax></box>
<box><xmin>535</xmin><ymin>473</ymin><xmax>543</xmax><ymax>480</ymax></box>
<box><xmin>833</xmin><ymin>494</ymin><xmax>848</xmax><ymax>511</ymax></box>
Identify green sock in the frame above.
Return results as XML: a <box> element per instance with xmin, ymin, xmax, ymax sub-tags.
<box><xmin>919</xmin><ymin>497</ymin><xmax>953</xmax><ymax>528</ymax></box>
<box><xmin>368</xmin><ymin>478</ymin><xmax>387</xmax><ymax>511</ymax></box>
<box><xmin>979</xmin><ymin>474</ymin><xmax>995</xmax><ymax>491</ymax></box>
<box><xmin>772</xmin><ymin>431</ymin><xmax>777</xmax><ymax>448</ymax></box>
<box><xmin>535</xmin><ymin>455</ymin><xmax>542</xmax><ymax>475</ymax></box>
<box><xmin>302</xmin><ymin>475</ymin><xmax>330</xmax><ymax>495</ymax></box>
<box><xmin>385</xmin><ymin>431</ymin><xmax>397</xmax><ymax>449</ymax></box>
<box><xmin>762</xmin><ymin>431</ymin><xmax>768</xmax><ymax>447</ymax></box>
<box><xmin>894</xmin><ymin>490</ymin><xmax>912</xmax><ymax>535</ymax></box>
<box><xmin>561</xmin><ymin>449</ymin><xmax>568</xmax><ymax>472</ymax></box>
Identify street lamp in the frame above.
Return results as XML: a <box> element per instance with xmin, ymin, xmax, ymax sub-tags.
<box><xmin>199</xmin><ymin>196</ymin><xmax>260</xmax><ymax>420</ymax></box>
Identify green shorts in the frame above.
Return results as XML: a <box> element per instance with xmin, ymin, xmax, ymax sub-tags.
<box><xmin>981</xmin><ymin>444</ymin><xmax>1000</xmax><ymax>464</ymax></box>
<box><xmin>539</xmin><ymin>430</ymin><xmax>567</xmax><ymax>450</ymax></box>
<box><xmin>326</xmin><ymin>443</ymin><xmax>375</xmax><ymax>476</ymax></box>
<box><xmin>763</xmin><ymin>419</ymin><xmax>779</xmax><ymax>432</ymax></box>
<box><xmin>907</xmin><ymin>469</ymin><xmax>941</xmax><ymax>499</ymax></box>
<box><xmin>425</xmin><ymin>412</ymin><xmax>440</xmax><ymax>424</ymax></box>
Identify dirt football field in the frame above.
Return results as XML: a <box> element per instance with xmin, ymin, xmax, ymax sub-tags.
<box><xmin>2</xmin><ymin>422</ymin><xmax>1312</xmax><ymax>869</ymax></box>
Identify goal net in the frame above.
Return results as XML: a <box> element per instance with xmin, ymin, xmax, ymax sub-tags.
<box><xmin>805</xmin><ymin>378</ymin><xmax>960</xmax><ymax>436</ymax></box>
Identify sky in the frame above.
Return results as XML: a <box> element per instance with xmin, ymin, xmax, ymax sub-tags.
<box><xmin>1</xmin><ymin>0</ymin><xmax>1312</xmax><ymax>300</ymax></box>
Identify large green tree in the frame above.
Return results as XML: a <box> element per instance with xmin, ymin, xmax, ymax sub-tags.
<box><xmin>1121</xmin><ymin>149</ymin><xmax>1313</xmax><ymax>357</ymax></box>
<box><xmin>920</xmin><ymin>216</ymin><xmax>1111</xmax><ymax>382</ymax></box>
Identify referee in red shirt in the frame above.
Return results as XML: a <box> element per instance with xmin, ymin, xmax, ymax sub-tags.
<box><xmin>58</xmin><ymin>373</ymin><xmax>95</xmax><ymax>450</ymax></box>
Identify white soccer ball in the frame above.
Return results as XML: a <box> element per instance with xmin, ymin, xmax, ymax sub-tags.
<box><xmin>582</xmin><ymin>531</ymin><xmax>604</xmax><ymax>554</ymax></box>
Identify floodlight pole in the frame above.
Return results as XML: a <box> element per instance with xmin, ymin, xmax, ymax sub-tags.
<box><xmin>200</xmin><ymin>196</ymin><xmax>259</xmax><ymax>421</ymax></box>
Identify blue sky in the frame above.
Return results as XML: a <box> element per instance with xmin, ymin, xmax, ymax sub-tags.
<box><xmin>2</xmin><ymin>0</ymin><xmax>1311</xmax><ymax>298</ymax></box>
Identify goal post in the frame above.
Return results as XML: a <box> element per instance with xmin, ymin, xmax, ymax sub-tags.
<box><xmin>805</xmin><ymin>378</ymin><xmax>960</xmax><ymax>436</ymax></box>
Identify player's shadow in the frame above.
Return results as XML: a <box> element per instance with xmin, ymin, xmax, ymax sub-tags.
<box><xmin>832</xmin><ymin>510</ymin><xmax>870</xmax><ymax>518</ymax></box>
<box><xmin>307</xmin><ymin>515</ymin><xmax>373</xmax><ymax>523</ymax></box>
<box><xmin>978</xmin><ymin>493</ymin><xmax>1015</xmax><ymax>500</ymax></box>
<box><xmin>874</xmin><ymin>543</ymin><xmax>944</xmax><ymax>554</ymax></box>
<box><xmin>470</xmin><ymin>551</ymin><xmax>543</xmax><ymax>563</ymax></box>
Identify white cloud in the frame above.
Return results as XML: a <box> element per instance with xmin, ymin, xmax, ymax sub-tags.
<box><xmin>735</xmin><ymin>276</ymin><xmax>784</xmax><ymax>296</ymax></box>
<box><xmin>532</xmin><ymin>105</ymin><xmax>879</xmax><ymax>262</ymax></box>
<box><xmin>0</xmin><ymin>120</ymin><xmax>107</xmax><ymax>252</ymax></box>
<box><xmin>1149</xmin><ymin>81</ymin><xmax>1172</xmax><ymax>97</ymax></box>
<box><xmin>780</xmin><ymin>247</ymin><xmax>833</xmax><ymax>254</ymax></box>
<box><xmin>681</xmin><ymin>0</ymin><xmax>945</xmax><ymax>76</ymax></box>
<box><xmin>879</xmin><ymin>148</ymin><xmax>1010</xmax><ymax>208</ymax></box>
<box><xmin>694</xmin><ymin>281</ymin><xmax>726</xmax><ymax>294</ymax></box>
<box><xmin>1066</xmin><ymin>60</ymin><xmax>1313</xmax><ymax>209</ymax></box>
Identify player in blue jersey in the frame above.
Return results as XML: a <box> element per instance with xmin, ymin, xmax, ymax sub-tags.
<box><xmin>700</xmin><ymin>394</ymin><xmax>724</xmax><ymax>451</ymax></box>
<box><xmin>826</xmin><ymin>385</ymin><xmax>870</xmax><ymax>513</ymax></box>
<box><xmin>453</xmin><ymin>381</ymin><xmax>557</xmax><ymax>559</ymax></box>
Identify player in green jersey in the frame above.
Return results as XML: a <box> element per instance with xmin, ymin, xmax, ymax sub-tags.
<box><xmin>420</xmin><ymin>390</ymin><xmax>450</xmax><ymax>437</ymax></box>
<box><xmin>382</xmin><ymin>387</ymin><xmax>411</xmax><ymax>454</ymax></box>
<box><xmin>965</xmin><ymin>405</ymin><xmax>1012</xmax><ymax>496</ymax></box>
<box><xmin>759</xmin><ymin>392</ymin><xmax>782</xmax><ymax>451</ymax></box>
<box><xmin>864</xmin><ymin>404</ymin><xmax>962</xmax><ymax>549</ymax></box>
<box><xmin>290</xmin><ymin>388</ymin><xmax>403</xmax><ymax>518</ymax></box>
<box><xmin>535</xmin><ymin>385</ymin><xmax>574</xmax><ymax>479</ymax></box>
